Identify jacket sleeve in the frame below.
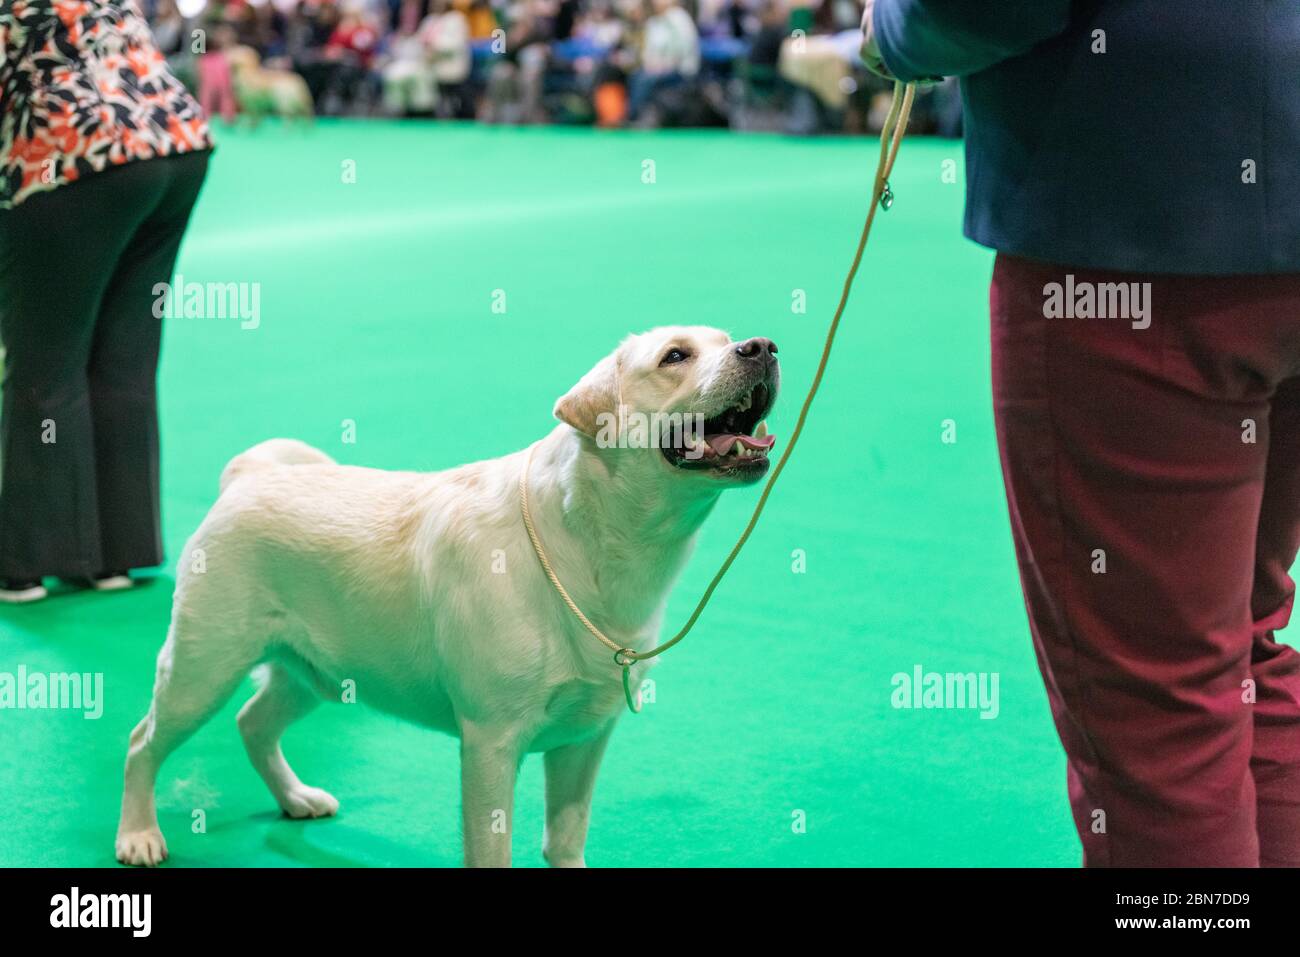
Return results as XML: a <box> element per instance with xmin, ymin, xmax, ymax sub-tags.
<box><xmin>873</xmin><ymin>0</ymin><xmax>1074</xmax><ymax>81</ymax></box>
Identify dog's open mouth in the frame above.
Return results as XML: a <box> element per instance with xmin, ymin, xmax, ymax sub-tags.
<box><xmin>662</xmin><ymin>380</ymin><xmax>776</xmax><ymax>474</ymax></box>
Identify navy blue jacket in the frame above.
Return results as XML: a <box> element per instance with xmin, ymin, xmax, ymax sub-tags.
<box><xmin>873</xmin><ymin>0</ymin><xmax>1300</xmax><ymax>275</ymax></box>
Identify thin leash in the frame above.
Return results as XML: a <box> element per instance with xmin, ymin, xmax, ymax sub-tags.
<box><xmin>521</xmin><ymin>81</ymin><xmax>917</xmax><ymax>713</ymax></box>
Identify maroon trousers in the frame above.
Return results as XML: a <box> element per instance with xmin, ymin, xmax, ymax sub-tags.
<box><xmin>991</xmin><ymin>253</ymin><xmax>1300</xmax><ymax>867</ymax></box>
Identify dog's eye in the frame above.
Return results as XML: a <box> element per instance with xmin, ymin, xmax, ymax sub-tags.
<box><xmin>660</xmin><ymin>348</ymin><xmax>690</xmax><ymax>366</ymax></box>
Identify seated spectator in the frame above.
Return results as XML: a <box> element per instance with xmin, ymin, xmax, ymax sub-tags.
<box><xmin>327</xmin><ymin>5</ymin><xmax>381</xmax><ymax>68</ymax></box>
<box><xmin>574</xmin><ymin>1</ymin><xmax>628</xmax><ymax>125</ymax></box>
<box><xmin>249</xmin><ymin>1</ymin><xmax>292</xmax><ymax>62</ymax></box>
<box><xmin>381</xmin><ymin>20</ymin><xmax>439</xmax><ymax>115</ymax></box>
<box><xmin>152</xmin><ymin>0</ymin><xmax>185</xmax><ymax>56</ymax></box>
<box><xmin>776</xmin><ymin>21</ymin><xmax>862</xmax><ymax>133</ymax></box>
<box><xmin>482</xmin><ymin>0</ymin><xmax>554</xmax><ymax>124</ymax></box>
<box><xmin>627</xmin><ymin>0</ymin><xmax>699</xmax><ymax>122</ymax></box>
<box><xmin>748</xmin><ymin>0</ymin><xmax>787</xmax><ymax>70</ymax></box>
<box><xmin>693</xmin><ymin>0</ymin><xmax>740</xmax><ymax>38</ymax></box>
<box><xmin>457</xmin><ymin>0</ymin><xmax>499</xmax><ymax>40</ymax></box>
<box><xmin>320</xmin><ymin>2</ymin><xmax>382</xmax><ymax>112</ymax></box>
<box><xmin>575</xmin><ymin>0</ymin><xmax>624</xmax><ymax>49</ymax></box>
<box><xmin>722</xmin><ymin>0</ymin><xmax>753</xmax><ymax>39</ymax></box>
<box><xmin>290</xmin><ymin>0</ymin><xmax>345</xmax><ymax>107</ymax></box>
<box><xmin>295</xmin><ymin>0</ymin><xmax>342</xmax><ymax>53</ymax></box>
<box><xmin>554</xmin><ymin>0</ymin><xmax>580</xmax><ymax>42</ymax></box>
<box><xmin>419</xmin><ymin>0</ymin><xmax>473</xmax><ymax>115</ymax></box>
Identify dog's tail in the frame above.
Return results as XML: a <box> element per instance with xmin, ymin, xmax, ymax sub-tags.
<box><xmin>219</xmin><ymin>439</ymin><xmax>336</xmax><ymax>495</ymax></box>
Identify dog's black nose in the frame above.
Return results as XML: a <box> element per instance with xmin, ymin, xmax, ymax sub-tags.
<box><xmin>735</xmin><ymin>337</ymin><xmax>778</xmax><ymax>362</ymax></box>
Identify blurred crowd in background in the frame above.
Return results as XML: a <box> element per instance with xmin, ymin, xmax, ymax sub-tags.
<box><xmin>148</xmin><ymin>0</ymin><xmax>962</xmax><ymax>135</ymax></box>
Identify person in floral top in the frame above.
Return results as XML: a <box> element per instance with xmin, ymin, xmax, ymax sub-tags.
<box><xmin>0</xmin><ymin>0</ymin><xmax>213</xmax><ymax>601</ymax></box>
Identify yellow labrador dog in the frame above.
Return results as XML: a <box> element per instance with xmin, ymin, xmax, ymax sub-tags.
<box><xmin>115</xmin><ymin>326</ymin><xmax>778</xmax><ymax>867</ymax></box>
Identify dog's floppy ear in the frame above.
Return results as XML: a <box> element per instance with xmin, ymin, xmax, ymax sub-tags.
<box><xmin>554</xmin><ymin>353</ymin><xmax>620</xmax><ymax>438</ymax></box>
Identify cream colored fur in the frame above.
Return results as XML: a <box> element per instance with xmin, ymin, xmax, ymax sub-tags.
<box><xmin>115</xmin><ymin>325</ymin><xmax>777</xmax><ymax>867</ymax></box>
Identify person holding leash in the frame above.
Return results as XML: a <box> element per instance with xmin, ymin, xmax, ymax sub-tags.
<box><xmin>0</xmin><ymin>0</ymin><xmax>212</xmax><ymax>602</ymax></box>
<box><xmin>863</xmin><ymin>0</ymin><xmax>1300</xmax><ymax>866</ymax></box>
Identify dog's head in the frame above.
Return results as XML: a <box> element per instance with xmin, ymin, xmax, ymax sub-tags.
<box><xmin>225</xmin><ymin>45</ymin><xmax>261</xmax><ymax>75</ymax></box>
<box><xmin>554</xmin><ymin>326</ymin><xmax>780</xmax><ymax>486</ymax></box>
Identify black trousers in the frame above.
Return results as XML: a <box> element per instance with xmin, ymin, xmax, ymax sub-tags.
<box><xmin>0</xmin><ymin>150</ymin><xmax>209</xmax><ymax>580</ymax></box>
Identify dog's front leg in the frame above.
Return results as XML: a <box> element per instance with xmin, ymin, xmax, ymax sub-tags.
<box><xmin>459</xmin><ymin>721</ymin><xmax>523</xmax><ymax>868</ymax></box>
<box><xmin>542</xmin><ymin>721</ymin><xmax>615</xmax><ymax>868</ymax></box>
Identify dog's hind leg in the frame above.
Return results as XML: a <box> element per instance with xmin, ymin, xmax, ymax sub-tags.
<box><xmin>236</xmin><ymin>662</ymin><xmax>338</xmax><ymax>819</ymax></box>
<box><xmin>116</xmin><ymin>617</ymin><xmax>258</xmax><ymax>866</ymax></box>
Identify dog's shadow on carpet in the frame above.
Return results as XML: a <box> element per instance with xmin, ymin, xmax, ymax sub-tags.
<box><xmin>250</xmin><ymin>798</ymin><xmax>457</xmax><ymax>868</ymax></box>
<box><xmin>134</xmin><ymin>797</ymin><xmax>460</xmax><ymax>868</ymax></box>
<box><xmin>262</xmin><ymin>813</ymin><xmax>459</xmax><ymax>867</ymax></box>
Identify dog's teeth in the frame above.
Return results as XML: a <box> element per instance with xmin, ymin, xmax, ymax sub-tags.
<box><xmin>754</xmin><ymin>421</ymin><xmax>768</xmax><ymax>438</ymax></box>
<box><xmin>732</xmin><ymin>440</ymin><xmax>744</xmax><ymax>456</ymax></box>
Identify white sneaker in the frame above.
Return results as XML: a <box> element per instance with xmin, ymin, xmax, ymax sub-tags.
<box><xmin>0</xmin><ymin>579</ymin><xmax>48</xmax><ymax>604</ymax></box>
<box><xmin>91</xmin><ymin>573</ymin><xmax>134</xmax><ymax>592</ymax></box>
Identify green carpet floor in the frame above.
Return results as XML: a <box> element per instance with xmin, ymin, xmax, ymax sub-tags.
<box><xmin>1</xmin><ymin>121</ymin><xmax>1086</xmax><ymax>867</ymax></box>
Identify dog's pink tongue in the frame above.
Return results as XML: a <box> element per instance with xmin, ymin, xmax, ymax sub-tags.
<box><xmin>705</xmin><ymin>433</ymin><xmax>777</xmax><ymax>456</ymax></box>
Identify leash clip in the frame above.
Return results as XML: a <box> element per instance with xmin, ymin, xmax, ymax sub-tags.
<box><xmin>879</xmin><ymin>180</ymin><xmax>894</xmax><ymax>211</ymax></box>
<box><xmin>615</xmin><ymin>649</ymin><xmax>643</xmax><ymax>713</ymax></box>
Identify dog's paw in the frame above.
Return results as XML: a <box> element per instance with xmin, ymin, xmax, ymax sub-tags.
<box><xmin>115</xmin><ymin>829</ymin><xmax>169</xmax><ymax>867</ymax></box>
<box><xmin>278</xmin><ymin>784</ymin><xmax>339</xmax><ymax>819</ymax></box>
